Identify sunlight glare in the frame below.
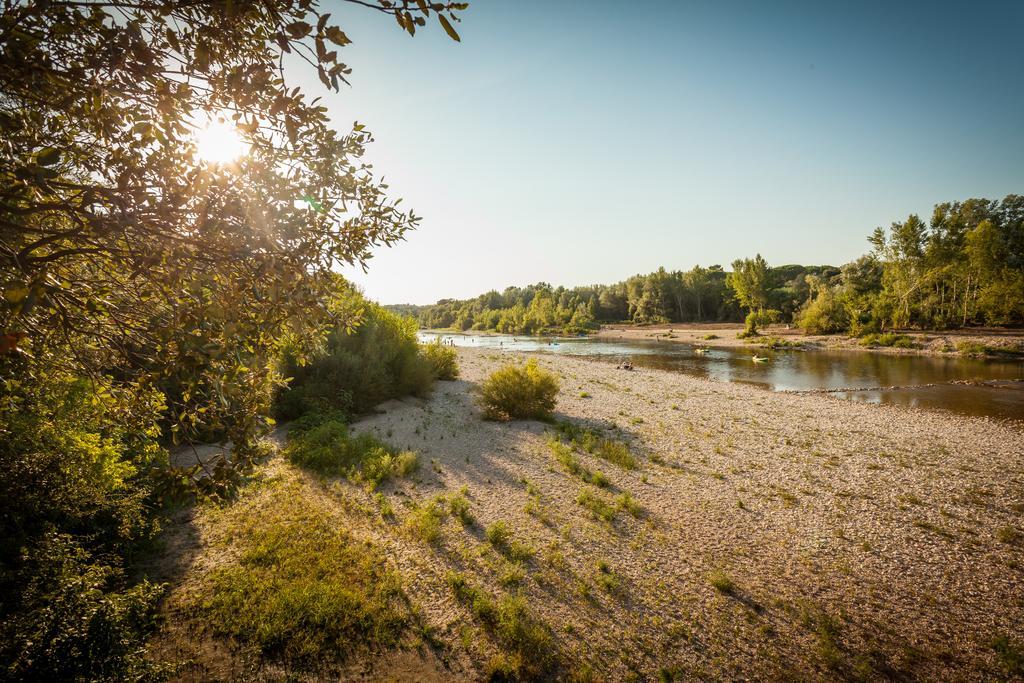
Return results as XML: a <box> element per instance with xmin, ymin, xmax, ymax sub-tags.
<box><xmin>194</xmin><ymin>117</ymin><xmax>248</xmax><ymax>164</ymax></box>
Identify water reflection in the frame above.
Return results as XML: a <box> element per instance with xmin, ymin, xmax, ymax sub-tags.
<box><xmin>421</xmin><ymin>332</ymin><xmax>1024</xmax><ymax>421</ymax></box>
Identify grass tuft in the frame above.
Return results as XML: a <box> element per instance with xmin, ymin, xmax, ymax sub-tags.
<box><xmin>445</xmin><ymin>572</ymin><xmax>557</xmax><ymax>678</ymax></box>
<box><xmin>708</xmin><ymin>570</ymin><xmax>735</xmax><ymax>594</ymax></box>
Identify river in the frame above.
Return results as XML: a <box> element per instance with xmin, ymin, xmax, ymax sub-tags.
<box><xmin>420</xmin><ymin>332</ymin><xmax>1024</xmax><ymax>422</ymax></box>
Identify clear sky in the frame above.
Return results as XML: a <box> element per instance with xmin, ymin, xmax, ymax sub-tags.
<box><xmin>308</xmin><ymin>0</ymin><xmax>1024</xmax><ymax>305</ymax></box>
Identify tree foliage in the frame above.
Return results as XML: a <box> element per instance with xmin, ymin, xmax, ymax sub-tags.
<box><xmin>409</xmin><ymin>262</ymin><xmax>835</xmax><ymax>333</ymax></box>
<box><xmin>806</xmin><ymin>194</ymin><xmax>1024</xmax><ymax>333</ymax></box>
<box><xmin>411</xmin><ymin>195</ymin><xmax>1023</xmax><ymax>337</ymax></box>
<box><xmin>1</xmin><ymin>0</ymin><xmax>466</xmax><ymax>454</ymax></box>
<box><xmin>1</xmin><ymin>0</ymin><xmax>466</xmax><ymax>678</ymax></box>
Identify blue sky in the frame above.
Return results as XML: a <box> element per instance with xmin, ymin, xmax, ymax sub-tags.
<box><xmin>307</xmin><ymin>0</ymin><xmax>1024</xmax><ymax>304</ymax></box>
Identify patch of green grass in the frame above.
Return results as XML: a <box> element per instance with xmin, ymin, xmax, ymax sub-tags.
<box><xmin>284</xmin><ymin>418</ymin><xmax>417</xmax><ymax>489</ymax></box>
<box><xmin>955</xmin><ymin>340</ymin><xmax>988</xmax><ymax>357</ymax></box>
<box><xmin>778</xmin><ymin>491</ymin><xmax>799</xmax><ymax>508</ymax></box>
<box><xmin>373</xmin><ymin>492</ymin><xmax>394</xmax><ymax>518</ymax></box>
<box><xmin>547</xmin><ymin>437</ymin><xmax>610</xmax><ymax>487</ymax></box>
<box><xmin>997</xmin><ymin>525</ymin><xmax>1022</xmax><ymax>545</ymax></box>
<box><xmin>552</xmin><ymin>420</ymin><xmax>638</xmax><ymax>470</ymax></box>
<box><xmin>595</xmin><ymin>559</ymin><xmax>622</xmax><ymax>594</ymax></box>
<box><xmin>576</xmin><ymin>487</ymin><xmax>617</xmax><ymax>522</ymax></box>
<box><xmin>615</xmin><ymin>491</ymin><xmax>643</xmax><ymax>518</ymax></box>
<box><xmin>522</xmin><ymin>478</ymin><xmax>541</xmax><ymax>497</ymax></box>
<box><xmin>913</xmin><ymin>519</ymin><xmax>951</xmax><ymax>537</ymax></box>
<box><xmin>798</xmin><ymin>602</ymin><xmax>844</xmax><ymax>670</ymax></box>
<box><xmin>747</xmin><ymin>336</ymin><xmax>801</xmax><ymax>349</ymax></box>
<box><xmin>404</xmin><ymin>496</ymin><xmax>447</xmax><ymax>543</ymax></box>
<box><xmin>445</xmin><ymin>572</ymin><xmax>557</xmax><ymax>679</ymax></box>
<box><xmin>199</xmin><ymin>480</ymin><xmax>408</xmax><ymax>665</ymax></box>
<box><xmin>447</xmin><ymin>487</ymin><xmax>474</xmax><ymax>526</ymax></box>
<box><xmin>498</xmin><ymin>563</ymin><xmax>526</xmax><ymax>588</ymax></box>
<box><xmin>486</xmin><ymin>520</ymin><xmax>534</xmax><ymax>562</ymax></box>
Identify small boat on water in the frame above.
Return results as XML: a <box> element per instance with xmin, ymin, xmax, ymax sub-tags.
<box><xmin>694</xmin><ymin>347</ymin><xmax>708</xmax><ymax>354</ymax></box>
<box><xmin>751</xmin><ymin>355</ymin><xmax>768</xmax><ymax>363</ymax></box>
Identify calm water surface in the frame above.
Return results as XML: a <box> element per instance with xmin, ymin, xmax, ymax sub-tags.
<box><xmin>421</xmin><ymin>332</ymin><xmax>1024</xmax><ymax>422</ymax></box>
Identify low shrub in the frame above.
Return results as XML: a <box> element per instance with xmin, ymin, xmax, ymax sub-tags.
<box><xmin>859</xmin><ymin>332</ymin><xmax>915</xmax><ymax>349</ymax></box>
<box><xmin>478</xmin><ymin>359</ymin><xmax>559</xmax><ymax>421</ymax></box>
<box><xmin>486</xmin><ymin>520</ymin><xmax>533</xmax><ymax>562</ymax></box>
<box><xmin>754</xmin><ymin>336</ymin><xmax>801</xmax><ymax>350</ymax></box>
<box><xmin>284</xmin><ymin>418</ymin><xmax>417</xmax><ymax>489</ymax></box>
<box><xmin>708</xmin><ymin>569</ymin><xmax>735</xmax><ymax>594</ymax></box>
<box><xmin>615</xmin><ymin>491</ymin><xmax>643</xmax><ymax>518</ymax></box>
<box><xmin>447</xmin><ymin>488</ymin><xmax>474</xmax><ymax>525</ymax></box>
<box><xmin>0</xmin><ymin>370</ymin><xmax>166</xmax><ymax>682</ymax></box>
<box><xmin>420</xmin><ymin>339</ymin><xmax>460</xmax><ymax>380</ymax></box>
<box><xmin>955</xmin><ymin>340</ymin><xmax>988</xmax><ymax>357</ymax></box>
<box><xmin>0</xmin><ymin>533</ymin><xmax>163</xmax><ymax>682</ymax></box>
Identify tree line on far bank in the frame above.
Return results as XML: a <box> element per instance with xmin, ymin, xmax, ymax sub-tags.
<box><xmin>397</xmin><ymin>195</ymin><xmax>1023</xmax><ymax>336</ymax></box>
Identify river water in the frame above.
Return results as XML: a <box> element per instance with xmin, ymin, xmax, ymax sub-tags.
<box><xmin>420</xmin><ymin>332</ymin><xmax>1024</xmax><ymax>423</ymax></box>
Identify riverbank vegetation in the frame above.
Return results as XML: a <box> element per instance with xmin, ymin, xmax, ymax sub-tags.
<box><xmin>0</xmin><ymin>1</ymin><xmax>466</xmax><ymax>679</ymax></box>
<box><xmin>403</xmin><ymin>195</ymin><xmax>1023</xmax><ymax>336</ymax></box>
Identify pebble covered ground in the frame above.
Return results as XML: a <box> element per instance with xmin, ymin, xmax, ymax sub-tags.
<box><xmin>156</xmin><ymin>346</ymin><xmax>1024</xmax><ymax>681</ymax></box>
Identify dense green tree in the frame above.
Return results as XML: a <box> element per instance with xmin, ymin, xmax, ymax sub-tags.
<box><xmin>727</xmin><ymin>254</ymin><xmax>771</xmax><ymax>315</ymax></box>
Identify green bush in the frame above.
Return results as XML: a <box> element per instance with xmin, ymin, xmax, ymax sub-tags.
<box><xmin>420</xmin><ymin>339</ymin><xmax>460</xmax><ymax>380</ymax></box>
<box><xmin>1</xmin><ymin>533</ymin><xmax>163</xmax><ymax>682</ymax></box>
<box><xmin>0</xmin><ymin>367</ymin><xmax>167</xmax><ymax>682</ymax></box>
<box><xmin>478</xmin><ymin>359</ymin><xmax>560</xmax><ymax>421</ymax></box>
<box><xmin>859</xmin><ymin>332</ymin><xmax>914</xmax><ymax>349</ymax></box>
<box><xmin>276</xmin><ymin>292</ymin><xmax>435</xmax><ymax>420</ymax></box>
<box><xmin>284</xmin><ymin>418</ymin><xmax>417</xmax><ymax>488</ymax></box>
<box><xmin>797</xmin><ymin>289</ymin><xmax>849</xmax><ymax>334</ymax></box>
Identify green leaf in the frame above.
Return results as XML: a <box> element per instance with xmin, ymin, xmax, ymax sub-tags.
<box><xmin>438</xmin><ymin>14</ymin><xmax>460</xmax><ymax>42</ymax></box>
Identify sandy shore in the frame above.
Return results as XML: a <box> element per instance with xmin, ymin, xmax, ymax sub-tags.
<box><xmin>345</xmin><ymin>348</ymin><xmax>1023</xmax><ymax>680</ymax></box>
<box><xmin>595</xmin><ymin>323</ymin><xmax>1024</xmax><ymax>356</ymax></box>
<box><xmin>156</xmin><ymin>347</ymin><xmax>1024</xmax><ymax>680</ymax></box>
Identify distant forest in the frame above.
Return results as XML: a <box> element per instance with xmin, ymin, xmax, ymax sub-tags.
<box><xmin>389</xmin><ymin>195</ymin><xmax>1023</xmax><ymax>336</ymax></box>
